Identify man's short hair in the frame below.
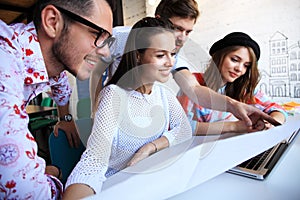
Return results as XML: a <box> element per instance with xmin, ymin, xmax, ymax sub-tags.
<box><xmin>155</xmin><ymin>0</ymin><xmax>200</xmax><ymax>22</ymax></box>
<box><xmin>33</xmin><ymin>0</ymin><xmax>95</xmax><ymax>30</ymax></box>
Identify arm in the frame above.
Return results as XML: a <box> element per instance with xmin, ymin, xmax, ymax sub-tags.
<box><xmin>193</xmin><ymin>110</ymin><xmax>282</xmax><ymax>135</ymax></box>
<box><xmin>252</xmin><ymin>89</ymin><xmax>287</xmax><ymax>129</ymax></box>
<box><xmin>194</xmin><ymin>120</ymin><xmax>265</xmax><ymax>135</ymax></box>
<box><xmin>54</xmin><ymin>103</ymin><xmax>80</xmax><ymax>148</ymax></box>
<box><xmin>127</xmin><ymin>136</ymin><xmax>169</xmax><ymax>166</ymax></box>
<box><xmin>263</xmin><ymin>111</ymin><xmax>286</xmax><ymax>130</ymax></box>
<box><xmin>173</xmin><ymin>69</ymin><xmax>281</xmax><ymax>127</ymax></box>
<box><xmin>50</xmin><ymin>71</ymin><xmax>80</xmax><ymax>148</ymax></box>
<box><xmin>63</xmin><ymin>85</ymin><xmax>121</xmax><ymax>199</ymax></box>
<box><xmin>0</xmin><ymin>45</ymin><xmax>61</xmax><ymax>197</ymax></box>
<box><xmin>63</xmin><ymin>184</ymin><xmax>94</xmax><ymax>199</ymax></box>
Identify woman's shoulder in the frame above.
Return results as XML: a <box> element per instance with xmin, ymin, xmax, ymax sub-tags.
<box><xmin>102</xmin><ymin>84</ymin><xmax>124</xmax><ymax>92</ymax></box>
<box><xmin>154</xmin><ymin>83</ymin><xmax>179</xmax><ymax>103</ymax></box>
<box><xmin>99</xmin><ymin>84</ymin><xmax>128</xmax><ymax>100</ymax></box>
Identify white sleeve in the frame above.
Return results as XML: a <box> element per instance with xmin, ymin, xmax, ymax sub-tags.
<box><xmin>65</xmin><ymin>85</ymin><xmax>121</xmax><ymax>194</ymax></box>
<box><xmin>162</xmin><ymin>87</ymin><xmax>192</xmax><ymax>146</ymax></box>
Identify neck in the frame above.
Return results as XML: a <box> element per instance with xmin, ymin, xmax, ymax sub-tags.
<box><xmin>136</xmin><ymin>83</ymin><xmax>153</xmax><ymax>94</ymax></box>
<box><xmin>38</xmin><ymin>31</ymin><xmax>64</xmax><ymax>78</ymax></box>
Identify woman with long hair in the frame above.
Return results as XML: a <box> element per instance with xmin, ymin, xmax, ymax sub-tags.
<box><xmin>178</xmin><ymin>32</ymin><xmax>287</xmax><ymax>135</ymax></box>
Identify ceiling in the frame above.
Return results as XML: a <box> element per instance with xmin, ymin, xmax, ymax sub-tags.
<box><xmin>0</xmin><ymin>0</ymin><xmax>37</xmax><ymax>24</ymax></box>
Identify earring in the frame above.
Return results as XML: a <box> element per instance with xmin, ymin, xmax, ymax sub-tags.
<box><xmin>136</xmin><ymin>54</ymin><xmax>141</xmax><ymax>65</ymax></box>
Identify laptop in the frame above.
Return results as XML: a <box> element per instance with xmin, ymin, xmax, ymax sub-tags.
<box><xmin>227</xmin><ymin>127</ymin><xmax>300</xmax><ymax>180</ymax></box>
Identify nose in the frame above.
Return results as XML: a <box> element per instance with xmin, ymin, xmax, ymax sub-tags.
<box><xmin>95</xmin><ymin>44</ymin><xmax>110</xmax><ymax>58</ymax></box>
<box><xmin>165</xmin><ymin>54</ymin><xmax>175</xmax><ymax>68</ymax></box>
<box><xmin>176</xmin><ymin>30</ymin><xmax>188</xmax><ymax>43</ymax></box>
<box><xmin>234</xmin><ymin>63</ymin><xmax>244</xmax><ymax>72</ymax></box>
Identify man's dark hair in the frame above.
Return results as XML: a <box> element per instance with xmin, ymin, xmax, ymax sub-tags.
<box><xmin>33</xmin><ymin>0</ymin><xmax>95</xmax><ymax>30</ymax></box>
<box><xmin>155</xmin><ymin>0</ymin><xmax>200</xmax><ymax>22</ymax></box>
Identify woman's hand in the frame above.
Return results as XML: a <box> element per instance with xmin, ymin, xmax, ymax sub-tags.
<box><xmin>127</xmin><ymin>142</ymin><xmax>156</xmax><ymax>166</ymax></box>
<box><xmin>231</xmin><ymin>118</ymin><xmax>268</xmax><ymax>133</ymax></box>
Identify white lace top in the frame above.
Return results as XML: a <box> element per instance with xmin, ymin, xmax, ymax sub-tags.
<box><xmin>65</xmin><ymin>83</ymin><xmax>192</xmax><ymax>194</ymax></box>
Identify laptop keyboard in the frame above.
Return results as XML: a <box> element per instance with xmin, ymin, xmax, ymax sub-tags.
<box><xmin>238</xmin><ymin>141</ymin><xmax>288</xmax><ymax>171</ymax></box>
<box><xmin>238</xmin><ymin>147</ymin><xmax>273</xmax><ymax>170</ymax></box>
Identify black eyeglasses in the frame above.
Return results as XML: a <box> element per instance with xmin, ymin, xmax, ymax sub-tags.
<box><xmin>54</xmin><ymin>5</ymin><xmax>115</xmax><ymax>48</ymax></box>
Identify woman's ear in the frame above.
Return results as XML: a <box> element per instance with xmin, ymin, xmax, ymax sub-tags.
<box><xmin>40</xmin><ymin>5</ymin><xmax>63</xmax><ymax>38</ymax></box>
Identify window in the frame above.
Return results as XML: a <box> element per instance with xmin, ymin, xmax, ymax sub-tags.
<box><xmin>290</xmin><ymin>73</ymin><xmax>297</xmax><ymax>81</ymax></box>
<box><xmin>291</xmin><ymin>63</ymin><xmax>297</xmax><ymax>71</ymax></box>
<box><xmin>282</xmin><ymin>66</ymin><xmax>286</xmax><ymax>73</ymax></box>
<box><xmin>277</xmin><ymin>49</ymin><xmax>281</xmax><ymax>54</ymax></box>
<box><xmin>291</xmin><ymin>51</ymin><xmax>297</xmax><ymax>60</ymax></box>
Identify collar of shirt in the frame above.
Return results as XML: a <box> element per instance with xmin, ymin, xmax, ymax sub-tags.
<box><xmin>21</xmin><ymin>22</ymin><xmax>50</xmax><ymax>85</ymax></box>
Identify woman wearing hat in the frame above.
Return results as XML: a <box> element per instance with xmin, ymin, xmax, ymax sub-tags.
<box><xmin>177</xmin><ymin>32</ymin><xmax>287</xmax><ymax>135</ymax></box>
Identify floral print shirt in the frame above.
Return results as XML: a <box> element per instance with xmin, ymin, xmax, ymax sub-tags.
<box><xmin>0</xmin><ymin>20</ymin><xmax>72</xmax><ymax>199</ymax></box>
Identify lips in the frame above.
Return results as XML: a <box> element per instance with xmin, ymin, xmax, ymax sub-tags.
<box><xmin>84</xmin><ymin>55</ymin><xmax>98</xmax><ymax>65</ymax></box>
<box><xmin>159</xmin><ymin>68</ymin><xmax>171</xmax><ymax>76</ymax></box>
<box><xmin>229</xmin><ymin>72</ymin><xmax>238</xmax><ymax>78</ymax></box>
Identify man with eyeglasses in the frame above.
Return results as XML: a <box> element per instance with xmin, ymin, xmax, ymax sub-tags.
<box><xmin>0</xmin><ymin>0</ymin><xmax>114</xmax><ymax>199</ymax></box>
<box><xmin>90</xmin><ymin>0</ymin><xmax>280</xmax><ymax>129</ymax></box>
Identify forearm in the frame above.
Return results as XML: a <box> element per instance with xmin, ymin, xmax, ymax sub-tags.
<box><xmin>194</xmin><ymin>121</ymin><xmax>236</xmax><ymax>135</ymax></box>
<box><xmin>127</xmin><ymin>136</ymin><xmax>169</xmax><ymax>166</ymax></box>
<box><xmin>173</xmin><ymin>69</ymin><xmax>235</xmax><ymax>112</ymax></box>
<box><xmin>269</xmin><ymin>111</ymin><xmax>286</xmax><ymax>125</ymax></box>
<box><xmin>151</xmin><ymin>136</ymin><xmax>169</xmax><ymax>152</ymax></box>
<box><xmin>57</xmin><ymin>102</ymin><xmax>70</xmax><ymax>117</ymax></box>
<box><xmin>139</xmin><ymin>136</ymin><xmax>169</xmax><ymax>154</ymax></box>
<box><xmin>63</xmin><ymin>184</ymin><xmax>94</xmax><ymax>200</ymax></box>
<box><xmin>192</xmin><ymin>85</ymin><xmax>236</xmax><ymax>112</ymax></box>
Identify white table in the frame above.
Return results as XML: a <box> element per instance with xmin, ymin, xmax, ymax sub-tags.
<box><xmin>86</xmin><ymin>115</ymin><xmax>300</xmax><ymax>200</ymax></box>
<box><xmin>169</xmin><ymin>126</ymin><xmax>300</xmax><ymax>200</ymax></box>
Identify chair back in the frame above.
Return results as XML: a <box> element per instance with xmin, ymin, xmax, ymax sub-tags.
<box><xmin>48</xmin><ymin>129</ymin><xmax>86</xmax><ymax>184</ymax></box>
<box><xmin>75</xmin><ymin>118</ymin><xmax>93</xmax><ymax>147</ymax></box>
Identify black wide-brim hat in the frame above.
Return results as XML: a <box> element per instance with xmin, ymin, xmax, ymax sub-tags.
<box><xmin>209</xmin><ymin>32</ymin><xmax>260</xmax><ymax>60</ymax></box>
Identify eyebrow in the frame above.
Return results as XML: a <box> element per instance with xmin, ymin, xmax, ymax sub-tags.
<box><xmin>173</xmin><ymin>24</ymin><xmax>193</xmax><ymax>32</ymax></box>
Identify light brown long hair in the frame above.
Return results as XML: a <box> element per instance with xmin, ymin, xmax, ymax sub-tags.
<box><xmin>203</xmin><ymin>46</ymin><xmax>260</xmax><ymax>103</ymax></box>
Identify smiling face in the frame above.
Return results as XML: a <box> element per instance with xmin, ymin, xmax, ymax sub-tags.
<box><xmin>220</xmin><ymin>47</ymin><xmax>252</xmax><ymax>85</ymax></box>
<box><xmin>139</xmin><ymin>31</ymin><xmax>176</xmax><ymax>86</ymax></box>
<box><xmin>52</xmin><ymin>0</ymin><xmax>113</xmax><ymax>80</ymax></box>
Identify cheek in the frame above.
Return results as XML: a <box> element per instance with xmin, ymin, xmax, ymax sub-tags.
<box><xmin>241</xmin><ymin>67</ymin><xmax>248</xmax><ymax>74</ymax></box>
<box><xmin>220</xmin><ymin>64</ymin><xmax>228</xmax><ymax>75</ymax></box>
